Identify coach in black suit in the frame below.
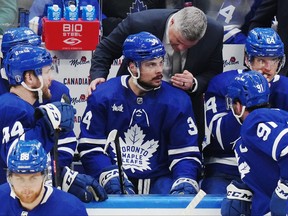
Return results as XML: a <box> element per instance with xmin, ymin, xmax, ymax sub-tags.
<box><xmin>88</xmin><ymin>6</ymin><xmax>224</xmax><ymax>146</ymax></box>
<box><xmin>249</xmin><ymin>0</ymin><xmax>288</xmax><ymax>76</ymax></box>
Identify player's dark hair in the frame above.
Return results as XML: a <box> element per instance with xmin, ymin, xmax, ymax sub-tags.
<box><xmin>246</xmin><ymin>103</ymin><xmax>270</xmax><ymax>112</ymax></box>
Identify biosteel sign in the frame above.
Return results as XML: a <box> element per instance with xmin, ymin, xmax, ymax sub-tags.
<box><xmin>42</xmin><ymin>18</ymin><xmax>100</xmax><ymax>50</ymax></box>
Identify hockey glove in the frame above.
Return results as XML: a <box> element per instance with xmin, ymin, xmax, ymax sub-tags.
<box><xmin>99</xmin><ymin>165</ymin><xmax>135</xmax><ymax>194</ymax></box>
<box><xmin>35</xmin><ymin>102</ymin><xmax>76</xmax><ymax>134</ymax></box>
<box><xmin>221</xmin><ymin>180</ymin><xmax>252</xmax><ymax>216</ymax></box>
<box><xmin>170</xmin><ymin>178</ymin><xmax>199</xmax><ymax>194</ymax></box>
<box><xmin>61</xmin><ymin>166</ymin><xmax>108</xmax><ymax>203</ymax></box>
<box><xmin>270</xmin><ymin>179</ymin><xmax>288</xmax><ymax>216</ymax></box>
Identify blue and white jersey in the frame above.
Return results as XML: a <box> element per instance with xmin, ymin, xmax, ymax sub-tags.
<box><xmin>78</xmin><ymin>75</ymin><xmax>201</xmax><ymax>181</ymax></box>
<box><xmin>234</xmin><ymin>108</ymin><xmax>288</xmax><ymax>215</ymax></box>
<box><xmin>33</xmin><ymin>80</ymin><xmax>77</xmax><ymax>169</ymax></box>
<box><xmin>203</xmin><ymin>69</ymin><xmax>243</xmax><ymax>176</ymax></box>
<box><xmin>0</xmin><ymin>183</ymin><xmax>88</xmax><ymax>216</ymax></box>
<box><xmin>269</xmin><ymin>74</ymin><xmax>288</xmax><ymax>110</ymax></box>
<box><xmin>0</xmin><ymin>76</ymin><xmax>77</xmax><ymax>184</ymax></box>
<box><xmin>201</xmin><ymin>0</ymin><xmax>263</xmax><ymax>43</ymax></box>
<box><xmin>0</xmin><ymin>93</ymin><xmax>55</xmax><ymax>183</ymax></box>
<box><xmin>203</xmin><ymin>69</ymin><xmax>288</xmax><ymax>177</ymax></box>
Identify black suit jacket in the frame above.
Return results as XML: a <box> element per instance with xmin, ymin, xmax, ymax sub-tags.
<box><xmin>249</xmin><ymin>0</ymin><xmax>288</xmax><ymax>76</ymax></box>
<box><xmin>90</xmin><ymin>9</ymin><xmax>223</xmax><ymax>94</ymax></box>
<box><xmin>90</xmin><ymin>9</ymin><xmax>224</xmax><ymax>145</ymax></box>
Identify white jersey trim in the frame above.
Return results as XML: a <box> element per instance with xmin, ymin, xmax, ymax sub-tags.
<box><xmin>204</xmin><ymin>156</ymin><xmax>238</xmax><ymax>166</ymax></box>
<box><xmin>168</xmin><ymin>146</ymin><xmax>199</xmax><ymax>155</ymax></box>
<box><xmin>169</xmin><ymin>157</ymin><xmax>201</xmax><ymax>170</ymax></box>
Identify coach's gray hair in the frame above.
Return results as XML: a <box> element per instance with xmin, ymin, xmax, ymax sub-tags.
<box><xmin>173</xmin><ymin>6</ymin><xmax>207</xmax><ymax>41</ymax></box>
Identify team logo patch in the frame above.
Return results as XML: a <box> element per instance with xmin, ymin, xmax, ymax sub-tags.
<box><xmin>111</xmin><ymin>124</ymin><xmax>159</xmax><ymax>173</ymax></box>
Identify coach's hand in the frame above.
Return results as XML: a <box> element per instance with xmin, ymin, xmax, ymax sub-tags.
<box><xmin>87</xmin><ymin>78</ymin><xmax>106</xmax><ymax>96</ymax></box>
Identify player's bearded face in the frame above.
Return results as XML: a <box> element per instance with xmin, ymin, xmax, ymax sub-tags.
<box><xmin>40</xmin><ymin>65</ymin><xmax>53</xmax><ymax>100</ymax></box>
<box><xmin>10</xmin><ymin>173</ymin><xmax>45</xmax><ymax>204</ymax></box>
<box><xmin>138</xmin><ymin>58</ymin><xmax>164</xmax><ymax>88</ymax></box>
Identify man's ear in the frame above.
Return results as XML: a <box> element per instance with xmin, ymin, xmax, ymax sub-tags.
<box><xmin>244</xmin><ymin>54</ymin><xmax>251</xmax><ymax>69</ymax></box>
<box><xmin>128</xmin><ymin>62</ymin><xmax>138</xmax><ymax>75</ymax></box>
<box><xmin>23</xmin><ymin>71</ymin><xmax>33</xmax><ymax>83</ymax></box>
<box><xmin>233</xmin><ymin>101</ymin><xmax>243</xmax><ymax>115</ymax></box>
<box><xmin>23</xmin><ymin>70</ymin><xmax>37</xmax><ymax>86</ymax></box>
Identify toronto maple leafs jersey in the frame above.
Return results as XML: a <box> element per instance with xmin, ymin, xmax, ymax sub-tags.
<box><xmin>33</xmin><ymin>80</ymin><xmax>77</xmax><ymax>170</ymax></box>
<box><xmin>0</xmin><ymin>73</ymin><xmax>77</xmax><ymax>184</ymax></box>
<box><xmin>234</xmin><ymin>108</ymin><xmax>288</xmax><ymax>215</ymax></box>
<box><xmin>202</xmin><ymin>0</ymin><xmax>261</xmax><ymax>44</ymax></box>
<box><xmin>203</xmin><ymin>69</ymin><xmax>288</xmax><ymax>179</ymax></box>
<box><xmin>78</xmin><ymin>75</ymin><xmax>201</xmax><ymax>183</ymax></box>
<box><xmin>0</xmin><ymin>93</ymin><xmax>71</xmax><ymax>184</ymax></box>
<box><xmin>0</xmin><ymin>183</ymin><xmax>88</xmax><ymax>216</ymax></box>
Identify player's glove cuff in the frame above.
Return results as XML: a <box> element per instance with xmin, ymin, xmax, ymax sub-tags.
<box><xmin>170</xmin><ymin>178</ymin><xmax>199</xmax><ymax>194</ymax></box>
<box><xmin>226</xmin><ymin>180</ymin><xmax>253</xmax><ymax>202</ymax></box>
<box><xmin>275</xmin><ymin>179</ymin><xmax>288</xmax><ymax>200</ymax></box>
<box><xmin>99</xmin><ymin>165</ymin><xmax>135</xmax><ymax>194</ymax></box>
<box><xmin>221</xmin><ymin>180</ymin><xmax>252</xmax><ymax>216</ymax></box>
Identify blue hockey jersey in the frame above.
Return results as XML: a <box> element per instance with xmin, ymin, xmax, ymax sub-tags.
<box><xmin>0</xmin><ymin>183</ymin><xmax>88</xmax><ymax>216</ymax></box>
<box><xmin>78</xmin><ymin>76</ymin><xmax>201</xmax><ymax>182</ymax></box>
<box><xmin>235</xmin><ymin>108</ymin><xmax>288</xmax><ymax>215</ymax></box>
<box><xmin>0</xmin><ymin>77</ymin><xmax>77</xmax><ymax>184</ymax></box>
<box><xmin>0</xmin><ymin>92</ymin><xmax>74</xmax><ymax>184</ymax></box>
<box><xmin>203</xmin><ymin>69</ymin><xmax>288</xmax><ymax>180</ymax></box>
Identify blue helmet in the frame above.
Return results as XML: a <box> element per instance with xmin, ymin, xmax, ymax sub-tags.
<box><xmin>245</xmin><ymin>28</ymin><xmax>284</xmax><ymax>59</ymax></box>
<box><xmin>8</xmin><ymin>140</ymin><xmax>47</xmax><ymax>174</ymax></box>
<box><xmin>123</xmin><ymin>31</ymin><xmax>166</xmax><ymax>63</ymax></box>
<box><xmin>3</xmin><ymin>45</ymin><xmax>52</xmax><ymax>85</ymax></box>
<box><xmin>227</xmin><ymin>71</ymin><xmax>270</xmax><ymax>108</ymax></box>
<box><xmin>1</xmin><ymin>27</ymin><xmax>41</xmax><ymax>58</ymax></box>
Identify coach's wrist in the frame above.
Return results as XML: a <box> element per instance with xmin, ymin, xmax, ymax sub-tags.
<box><xmin>187</xmin><ymin>77</ymin><xmax>198</xmax><ymax>93</ymax></box>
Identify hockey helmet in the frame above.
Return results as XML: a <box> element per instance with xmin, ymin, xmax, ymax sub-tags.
<box><xmin>227</xmin><ymin>71</ymin><xmax>270</xmax><ymax>108</ymax></box>
<box><xmin>123</xmin><ymin>31</ymin><xmax>165</xmax><ymax>63</ymax></box>
<box><xmin>246</xmin><ymin>28</ymin><xmax>284</xmax><ymax>59</ymax></box>
<box><xmin>8</xmin><ymin>140</ymin><xmax>47</xmax><ymax>174</ymax></box>
<box><xmin>3</xmin><ymin>45</ymin><xmax>52</xmax><ymax>85</ymax></box>
<box><xmin>1</xmin><ymin>27</ymin><xmax>41</xmax><ymax>58</ymax></box>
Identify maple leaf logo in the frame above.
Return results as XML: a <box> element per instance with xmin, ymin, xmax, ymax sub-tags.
<box><xmin>238</xmin><ymin>161</ymin><xmax>250</xmax><ymax>179</ymax></box>
<box><xmin>112</xmin><ymin>124</ymin><xmax>158</xmax><ymax>173</ymax></box>
<box><xmin>129</xmin><ymin>0</ymin><xmax>147</xmax><ymax>14</ymax></box>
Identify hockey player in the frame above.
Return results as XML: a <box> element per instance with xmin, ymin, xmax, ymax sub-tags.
<box><xmin>1</xmin><ymin>27</ymin><xmax>72</xmax><ymax>104</ymax></box>
<box><xmin>201</xmin><ymin>27</ymin><xmax>288</xmax><ymax>194</ymax></box>
<box><xmin>78</xmin><ymin>32</ymin><xmax>202</xmax><ymax>194</ymax></box>
<box><xmin>0</xmin><ymin>44</ymin><xmax>107</xmax><ymax>202</ymax></box>
<box><xmin>0</xmin><ymin>27</ymin><xmax>77</xmax><ymax>188</ymax></box>
<box><xmin>221</xmin><ymin>71</ymin><xmax>288</xmax><ymax>216</ymax></box>
<box><xmin>0</xmin><ymin>139</ymin><xmax>88</xmax><ymax>216</ymax></box>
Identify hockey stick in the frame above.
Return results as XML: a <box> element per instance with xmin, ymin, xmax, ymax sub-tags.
<box><xmin>104</xmin><ymin>129</ymin><xmax>125</xmax><ymax>194</ymax></box>
<box><xmin>182</xmin><ymin>189</ymin><xmax>206</xmax><ymax>215</ymax></box>
<box><xmin>53</xmin><ymin>94</ymin><xmax>70</xmax><ymax>188</ymax></box>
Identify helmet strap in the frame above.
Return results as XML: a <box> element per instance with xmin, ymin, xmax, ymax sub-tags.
<box><xmin>277</xmin><ymin>55</ymin><xmax>286</xmax><ymax>73</ymax></box>
<box><xmin>231</xmin><ymin>105</ymin><xmax>246</xmax><ymax>125</ymax></box>
<box><xmin>127</xmin><ymin>62</ymin><xmax>155</xmax><ymax>92</ymax></box>
<box><xmin>21</xmin><ymin>75</ymin><xmax>44</xmax><ymax>104</ymax></box>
